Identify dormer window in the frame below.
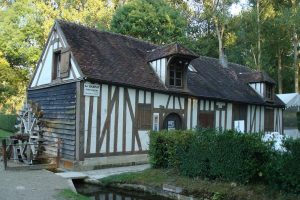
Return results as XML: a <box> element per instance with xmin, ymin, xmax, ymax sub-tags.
<box><xmin>169</xmin><ymin>64</ymin><xmax>183</xmax><ymax>87</ymax></box>
<box><xmin>265</xmin><ymin>83</ymin><xmax>274</xmax><ymax>101</ymax></box>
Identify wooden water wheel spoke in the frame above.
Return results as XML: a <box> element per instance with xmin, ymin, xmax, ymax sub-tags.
<box><xmin>9</xmin><ymin>101</ymin><xmax>46</xmax><ymax>164</ymax></box>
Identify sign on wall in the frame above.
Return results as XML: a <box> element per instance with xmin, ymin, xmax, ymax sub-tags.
<box><xmin>84</xmin><ymin>82</ymin><xmax>100</xmax><ymax>97</ymax></box>
<box><xmin>168</xmin><ymin>120</ymin><xmax>175</xmax><ymax>130</ymax></box>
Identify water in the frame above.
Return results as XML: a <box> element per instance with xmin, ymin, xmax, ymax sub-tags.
<box><xmin>73</xmin><ymin>180</ymin><xmax>171</xmax><ymax>200</ymax></box>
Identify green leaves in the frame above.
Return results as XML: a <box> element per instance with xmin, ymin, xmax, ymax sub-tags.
<box><xmin>110</xmin><ymin>0</ymin><xmax>187</xmax><ymax>44</ymax></box>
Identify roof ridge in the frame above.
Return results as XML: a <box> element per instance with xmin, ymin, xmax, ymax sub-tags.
<box><xmin>56</xmin><ymin>19</ymin><xmax>158</xmax><ymax>48</ymax></box>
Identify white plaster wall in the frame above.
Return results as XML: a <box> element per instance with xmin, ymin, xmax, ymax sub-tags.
<box><xmin>117</xmin><ymin>87</ymin><xmax>124</xmax><ymax>152</ymax></box>
<box><xmin>125</xmin><ymin>103</ymin><xmax>132</xmax><ymax>151</ymax></box>
<box><xmin>100</xmin><ymin>85</ymin><xmax>108</xmax><ymax>153</ymax></box>
<box><xmin>90</xmin><ymin>97</ymin><xmax>98</xmax><ymax>153</ymax></box>
<box><xmin>192</xmin><ymin>99</ymin><xmax>198</xmax><ymax>128</ymax></box>
<box><xmin>138</xmin><ymin>131</ymin><xmax>149</xmax><ymax>150</ymax></box>
<box><xmin>249</xmin><ymin>83</ymin><xmax>264</xmax><ymax>97</ymax></box>
<box><xmin>226</xmin><ymin>103</ymin><xmax>232</xmax><ymax>130</ymax></box>
<box><xmin>30</xmin><ymin>29</ymin><xmax>81</xmax><ymax>88</ymax></box>
<box><xmin>150</xmin><ymin>58</ymin><xmax>167</xmax><ymax>84</ymax></box>
<box><xmin>154</xmin><ymin>93</ymin><xmax>169</xmax><ymax>108</ymax></box>
<box><xmin>84</xmin><ymin>96</ymin><xmax>90</xmax><ymax>154</ymax></box>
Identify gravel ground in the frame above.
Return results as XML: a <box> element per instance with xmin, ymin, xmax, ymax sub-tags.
<box><xmin>0</xmin><ymin>164</ymin><xmax>72</xmax><ymax>200</ymax></box>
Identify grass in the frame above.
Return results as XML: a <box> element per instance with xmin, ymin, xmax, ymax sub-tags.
<box><xmin>57</xmin><ymin>189</ymin><xmax>90</xmax><ymax>200</ymax></box>
<box><xmin>100</xmin><ymin>169</ymin><xmax>300</xmax><ymax>200</ymax></box>
<box><xmin>0</xmin><ymin>129</ymin><xmax>13</xmax><ymax>138</ymax></box>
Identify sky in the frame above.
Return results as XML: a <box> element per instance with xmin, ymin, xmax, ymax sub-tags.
<box><xmin>230</xmin><ymin>0</ymin><xmax>249</xmax><ymax>15</ymax></box>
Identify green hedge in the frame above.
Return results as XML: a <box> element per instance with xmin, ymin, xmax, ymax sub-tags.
<box><xmin>0</xmin><ymin>114</ymin><xmax>17</xmax><ymax>132</ymax></box>
<box><xmin>180</xmin><ymin>130</ymin><xmax>271</xmax><ymax>183</ymax></box>
<box><xmin>149</xmin><ymin>130</ymin><xmax>194</xmax><ymax>168</ymax></box>
<box><xmin>149</xmin><ymin>129</ymin><xmax>300</xmax><ymax>193</ymax></box>
<box><xmin>265</xmin><ymin>138</ymin><xmax>300</xmax><ymax>193</ymax></box>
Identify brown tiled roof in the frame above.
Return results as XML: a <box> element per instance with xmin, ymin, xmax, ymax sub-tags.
<box><xmin>147</xmin><ymin>43</ymin><xmax>198</xmax><ymax>61</ymax></box>
<box><xmin>238</xmin><ymin>71</ymin><xmax>276</xmax><ymax>84</ymax></box>
<box><xmin>188</xmin><ymin>57</ymin><xmax>283</xmax><ymax>106</ymax></box>
<box><xmin>57</xmin><ymin>20</ymin><xmax>284</xmax><ymax>107</ymax></box>
<box><xmin>58</xmin><ymin>20</ymin><xmax>165</xmax><ymax>91</ymax></box>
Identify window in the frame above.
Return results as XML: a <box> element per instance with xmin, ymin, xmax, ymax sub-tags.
<box><xmin>198</xmin><ymin>111</ymin><xmax>215</xmax><ymax>129</ymax></box>
<box><xmin>232</xmin><ymin>104</ymin><xmax>247</xmax><ymax>133</ymax></box>
<box><xmin>188</xmin><ymin>64</ymin><xmax>197</xmax><ymax>72</ymax></box>
<box><xmin>169</xmin><ymin>64</ymin><xmax>183</xmax><ymax>87</ymax></box>
<box><xmin>264</xmin><ymin>108</ymin><xmax>274</xmax><ymax>132</ymax></box>
<box><xmin>266</xmin><ymin>84</ymin><xmax>274</xmax><ymax>100</ymax></box>
<box><xmin>52</xmin><ymin>51</ymin><xmax>61</xmax><ymax>80</ymax></box>
<box><xmin>153</xmin><ymin>113</ymin><xmax>159</xmax><ymax>131</ymax></box>
<box><xmin>137</xmin><ymin>104</ymin><xmax>152</xmax><ymax>130</ymax></box>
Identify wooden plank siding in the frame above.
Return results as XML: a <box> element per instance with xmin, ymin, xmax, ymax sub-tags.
<box><xmin>27</xmin><ymin>82</ymin><xmax>77</xmax><ymax>160</ymax></box>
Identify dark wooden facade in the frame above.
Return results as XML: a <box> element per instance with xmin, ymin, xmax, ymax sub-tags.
<box><xmin>28</xmin><ymin>83</ymin><xmax>76</xmax><ymax>160</ymax></box>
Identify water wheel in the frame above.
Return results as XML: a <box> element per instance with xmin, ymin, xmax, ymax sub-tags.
<box><xmin>12</xmin><ymin>101</ymin><xmax>45</xmax><ymax>164</ymax></box>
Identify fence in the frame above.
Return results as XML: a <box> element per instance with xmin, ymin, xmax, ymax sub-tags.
<box><xmin>1</xmin><ymin>138</ymin><xmax>62</xmax><ymax>170</ymax></box>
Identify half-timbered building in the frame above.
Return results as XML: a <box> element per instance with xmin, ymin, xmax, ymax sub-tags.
<box><xmin>27</xmin><ymin>20</ymin><xmax>285</xmax><ymax>169</ymax></box>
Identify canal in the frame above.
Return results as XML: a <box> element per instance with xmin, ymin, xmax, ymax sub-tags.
<box><xmin>73</xmin><ymin>180</ymin><xmax>171</xmax><ymax>200</ymax></box>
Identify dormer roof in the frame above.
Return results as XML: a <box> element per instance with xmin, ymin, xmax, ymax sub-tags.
<box><xmin>147</xmin><ymin>43</ymin><xmax>198</xmax><ymax>62</ymax></box>
<box><xmin>238</xmin><ymin>71</ymin><xmax>276</xmax><ymax>85</ymax></box>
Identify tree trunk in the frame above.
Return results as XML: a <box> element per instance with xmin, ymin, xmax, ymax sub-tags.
<box><xmin>215</xmin><ymin>21</ymin><xmax>224</xmax><ymax>65</ymax></box>
<box><xmin>293</xmin><ymin>31</ymin><xmax>299</xmax><ymax>93</ymax></box>
<box><xmin>257</xmin><ymin>0</ymin><xmax>261</xmax><ymax>71</ymax></box>
<box><xmin>277</xmin><ymin>49</ymin><xmax>283</xmax><ymax>94</ymax></box>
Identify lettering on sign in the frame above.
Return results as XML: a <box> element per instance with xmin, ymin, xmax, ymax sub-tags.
<box><xmin>84</xmin><ymin>83</ymin><xmax>100</xmax><ymax>97</ymax></box>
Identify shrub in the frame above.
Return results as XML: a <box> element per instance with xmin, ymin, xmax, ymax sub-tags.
<box><xmin>149</xmin><ymin>130</ymin><xmax>194</xmax><ymax>168</ymax></box>
<box><xmin>0</xmin><ymin>114</ymin><xmax>17</xmax><ymax>132</ymax></box>
<box><xmin>265</xmin><ymin>138</ymin><xmax>300</xmax><ymax>193</ymax></box>
<box><xmin>180</xmin><ymin>130</ymin><xmax>271</xmax><ymax>183</ymax></box>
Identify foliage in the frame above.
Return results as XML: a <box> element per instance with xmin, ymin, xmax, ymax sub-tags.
<box><xmin>0</xmin><ymin>0</ymin><xmax>113</xmax><ymax>113</ymax></box>
<box><xmin>0</xmin><ymin>129</ymin><xmax>13</xmax><ymax>138</ymax></box>
<box><xmin>0</xmin><ymin>51</ymin><xmax>26</xmax><ymax>113</ymax></box>
<box><xmin>0</xmin><ymin>114</ymin><xmax>17</xmax><ymax>133</ymax></box>
<box><xmin>110</xmin><ymin>0</ymin><xmax>187</xmax><ymax>44</ymax></box>
<box><xmin>265</xmin><ymin>138</ymin><xmax>300</xmax><ymax>193</ymax></box>
<box><xmin>150</xmin><ymin>129</ymin><xmax>300</xmax><ymax>193</ymax></box>
<box><xmin>149</xmin><ymin>130</ymin><xmax>194</xmax><ymax>168</ymax></box>
<box><xmin>57</xmin><ymin>189</ymin><xmax>90</xmax><ymax>200</ymax></box>
<box><xmin>180</xmin><ymin>129</ymin><xmax>271</xmax><ymax>183</ymax></box>
<box><xmin>100</xmin><ymin>168</ymin><xmax>300</xmax><ymax>200</ymax></box>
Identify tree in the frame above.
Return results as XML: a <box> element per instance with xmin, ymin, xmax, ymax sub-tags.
<box><xmin>0</xmin><ymin>0</ymin><xmax>113</xmax><ymax>113</ymax></box>
<box><xmin>110</xmin><ymin>0</ymin><xmax>187</xmax><ymax>44</ymax></box>
<box><xmin>192</xmin><ymin>0</ymin><xmax>238</xmax><ymax>65</ymax></box>
<box><xmin>0</xmin><ymin>51</ymin><xmax>26</xmax><ymax>113</ymax></box>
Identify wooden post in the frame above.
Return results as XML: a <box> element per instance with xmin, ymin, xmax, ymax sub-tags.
<box><xmin>56</xmin><ymin>139</ymin><xmax>61</xmax><ymax>169</ymax></box>
<box><xmin>2</xmin><ymin>139</ymin><xmax>7</xmax><ymax>170</ymax></box>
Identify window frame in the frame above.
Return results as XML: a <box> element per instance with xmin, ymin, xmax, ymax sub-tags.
<box><xmin>169</xmin><ymin>64</ymin><xmax>183</xmax><ymax>88</ymax></box>
<box><xmin>137</xmin><ymin>103</ymin><xmax>152</xmax><ymax>130</ymax></box>
<box><xmin>264</xmin><ymin>108</ymin><xmax>274</xmax><ymax>132</ymax></box>
<box><xmin>52</xmin><ymin>50</ymin><xmax>61</xmax><ymax>80</ymax></box>
<box><xmin>265</xmin><ymin>83</ymin><xmax>274</xmax><ymax>101</ymax></box>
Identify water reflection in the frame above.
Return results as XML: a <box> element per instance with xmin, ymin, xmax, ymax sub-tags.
<box><xmin>74</xmin><ymin>180</ymin><xmax>170</xmax><ymax>200</ymax></box>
